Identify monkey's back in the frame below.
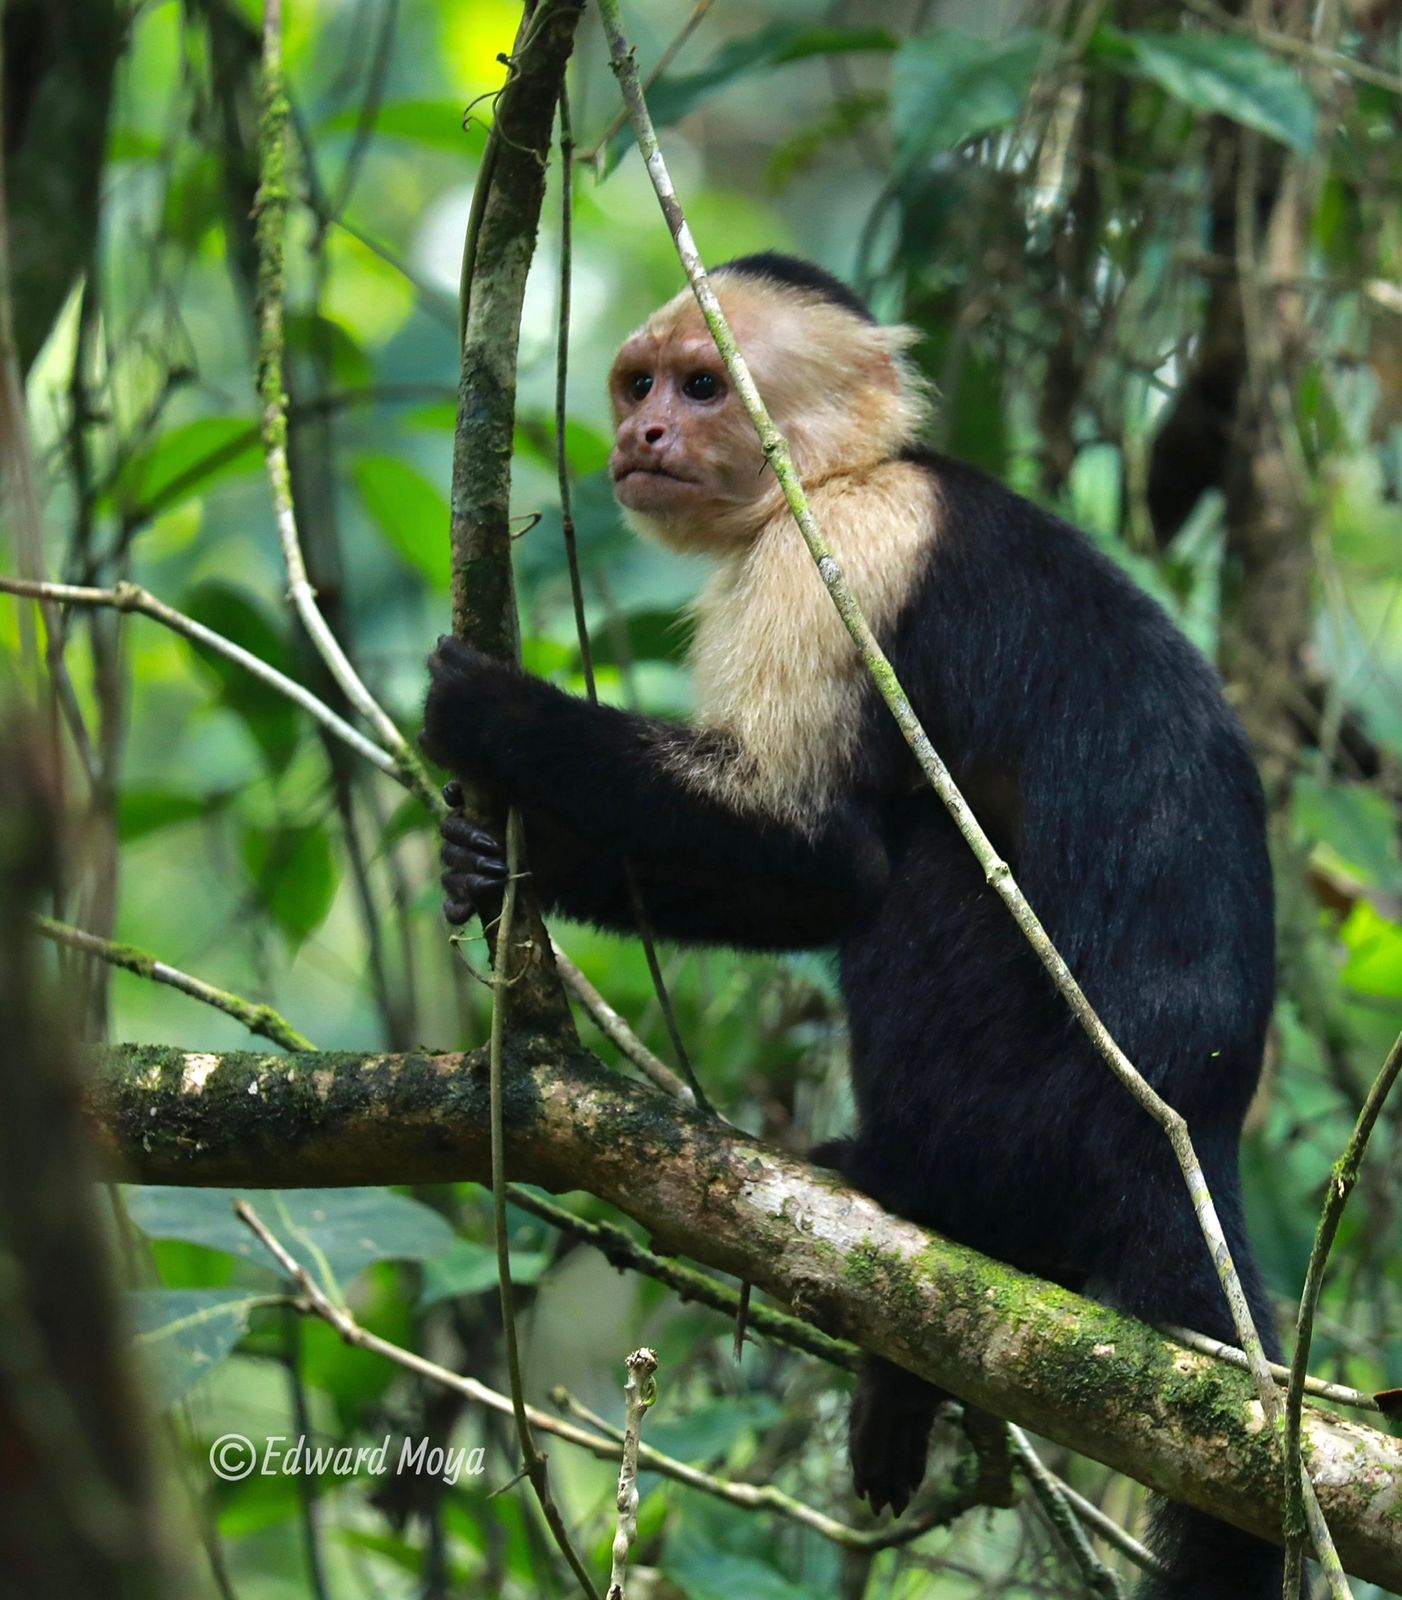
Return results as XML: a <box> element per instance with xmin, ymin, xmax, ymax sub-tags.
<box><xmin>837</xmin><ymin>451</ymin><xmax>1274</xmax><ymax>1276</ymax></box>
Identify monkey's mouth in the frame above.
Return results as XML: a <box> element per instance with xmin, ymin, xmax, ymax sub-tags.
<box><xmin>612</xmin><ymin>465</ymin><xmax>693</xmax><ymax>485</ymax></box>
<box><xmin>612</xmin><ymin>465</ymin><xmax>702</xmax><ymax>514</ymax></box>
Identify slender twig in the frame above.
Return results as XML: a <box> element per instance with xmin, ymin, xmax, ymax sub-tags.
<box><xmin>549</xmin><ymin>942</ymin><xmax>694</xmax><ymax>1102</ymax></box>
<box><xmin>607</xmin><ymin>1348</ymin><xmax>657</xmax><ymax>1600</ymax></box>
<box><xmin>324</xmin><ymin>0</ymin><xmax>400</xmax><ymax>223</ymax></box>
<box><xmin>1042</xmin><ymin>1469</ymin><xmax>1165</xmax><ymax>1578</ymax></box>
<box><xmin>1162</xmin><ymin>1325</ymin><xmax>1377</xmax><ymax>1412</ymax></box>
<box><xmin>1009</xmin><ymin>1424</ymin><xmax>1124</xmax><ymax>1599</ymax></box>
<box><xmin>576</xmin><ymin>0</ymin><xmax>716</xmax><ymax>169</ymax></box>
<box><xmin>1180</xmin><ymin>0</ymin><xmax>1402</xmax><ymax>97</ymax></box>
<box><xmin>490</xmin><ymin>810</ymin><xmax>601</xmax><ymax>1600</ymax></box>
<box><xmin>552</xmin><ymin>1387</ymin><xmax>978</xmax><ymax>1551</ymax></box>
<box><xmin>503</xmin><ymin>1183</ymin><xmax>858</xmax><ymax>1369</ymax></box>
<box><xmin>232</xmin><ymin>1204</ymin><xmax>964</xmax><ymax>1555</ymax></box>
<box><xmin>33</xmin><ymin>916</ymin><xmax>315</xmax><ymax>1053</ymax></box>
<box><xmin>550</xmin><ymin>94</ymin><xmax>705</xmax><ymax>1109</ymax></box>
<box><xmin>253</xmin><ymin>0</ymin><xmax>436</xmax><ymax>808</ymax></box>
<box><xmin>595</xmin><ymin>0</ymin><xmax>1283</xmax><ymax>1435</ymax></box>
<box><xmin>0</xmin><ymin>70</ymin><xmax>99</xmax><ymax>784</ymax></box>
<box><xmin>1284</xmin><ymin>1029</ymin><xmax>1402</xmax><ymax>1593</ymax></box>
<box><xmin>0</xmin><ymin>36</ymin><xmax>40</xmax><ymax>681</ymax></box>
<box><xmin>554</xmin><ymin>87</ymin><xmax>596</xmax><ymax>702</ymax></box>
<box><xmin>0</xmin><ymin>576</ymin><xmax>403</xmax><ymax>783</ymax></box>
<box><xmin>281</xmin><ymin>1312</ymin><xmax>331</xmax><ymax>1600</ymax></box>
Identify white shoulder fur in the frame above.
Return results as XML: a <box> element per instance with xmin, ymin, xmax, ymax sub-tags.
<box><xmin>680</xmin><ymin>459</ymin><xmax>938</xmax><ymax>828</ymax></box>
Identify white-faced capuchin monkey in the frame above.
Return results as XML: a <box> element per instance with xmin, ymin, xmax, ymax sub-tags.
<box><xmin>421</xmin><ymin>253</ymin><xmax>1279</xmax><ymax>1600</ymax></box>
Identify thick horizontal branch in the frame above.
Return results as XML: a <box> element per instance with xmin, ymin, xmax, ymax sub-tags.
<box><xmin>88</xmin><ymin>1043</ymin><xmax>1402</xmax><ymax>1588</ymax></box>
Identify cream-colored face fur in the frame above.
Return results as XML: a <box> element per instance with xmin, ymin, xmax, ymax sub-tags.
<box><xmin>609</xmin><ymin>273</ymin><xmax>926</xmax><ymax>555</ymax></box>
<box><xmin>608</xmin><ymin>270</ymin><xmax>939</xmax><ymax>827</ymax></box>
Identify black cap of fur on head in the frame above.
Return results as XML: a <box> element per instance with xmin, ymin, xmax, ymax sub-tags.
<box><xmin>713</xmin><ymin>252</ymin><xmax>876</xmax><ymax>324</ymax></box>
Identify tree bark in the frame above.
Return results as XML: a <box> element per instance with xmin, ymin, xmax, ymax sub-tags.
<box><xmin>88</xmin><ymin>1040</ymin><xmax>1402</xmax><ymax>1590</ymax></box>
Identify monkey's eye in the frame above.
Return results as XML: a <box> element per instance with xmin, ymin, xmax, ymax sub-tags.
<box><xmin>628</xmin><ymin>373</ymin><xmax>654</xmax><ymax>401</ymax></box>
<box><xmin>682</xmin><ymin>373</ymin><xmax>720</xmax><ymax>402</ymax></box>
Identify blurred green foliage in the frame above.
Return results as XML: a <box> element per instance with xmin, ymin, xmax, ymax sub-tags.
<box><xmin>7</xmin><ymin>0</ymin><xmax>1402</xmax><ymax>1595</ymax></box>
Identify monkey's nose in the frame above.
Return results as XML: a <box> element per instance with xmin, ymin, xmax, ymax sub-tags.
<box><xmin>644</xmin><ymin>424</ymin><xmax>666</xmax><ymax>445</ymax></box>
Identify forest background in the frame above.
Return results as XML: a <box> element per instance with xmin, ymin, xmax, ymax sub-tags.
<box><xmin>2</xmin><ymin>1</ymin><xmax>1402</xmax><ymax>1597</ymax></box>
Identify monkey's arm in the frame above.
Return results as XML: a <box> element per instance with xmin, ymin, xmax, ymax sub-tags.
<box><xmin>424</xmin><ymin>640</ymin><xmax>888</xmax><ymax>947</ymax></box>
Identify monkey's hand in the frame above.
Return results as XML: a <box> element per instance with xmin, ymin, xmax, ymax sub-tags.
<box><xmin>421</xmin><ymin>636</ymin><xmax>523</xmax><ymax>782</ymax></box>
<box><xmin>440</xmin><ymin>779</ymin><xmax>507</xmax><ymax>925</ymax></box>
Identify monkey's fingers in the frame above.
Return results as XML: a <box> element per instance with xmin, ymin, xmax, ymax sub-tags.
<box><xmin>443</xmin><ymin>779</ymin><xmax>464</xmax><ymax>808</ymax></box>
<box><xmin>441</xmin><ymin>864</ymin><xmax>507</xmax><ymax>925</ymax></box>
<box><xmin>441</xmin><ymin>812</ymin><xmax>502</xmax><ymax>852</ymax></box>
<box><xmin>848</xmin><ymin>1359</ymin><xmax>942</xmax><ymax>1518</ymax></box>
<box><xmin>443</xmin><ymin>894</ymin><xmax>476</xmax><ymax>926</ymax></box>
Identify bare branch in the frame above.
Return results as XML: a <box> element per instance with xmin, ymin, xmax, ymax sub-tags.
<box><xmin>252</xmin><ymin>0</ymin><xmax>437</xmax><ymax>810</ymax></box>
<box><xmin>1009</xmin><ymin>1423</ymin><xmax>1124</xmax><ymax>1599</ymax></box>
<box><xmin>33</xmin><ymin>917</ymin><xmax>315</xmax><ymax>1053</ymax></box>
<box><xmin>606</xmin><ymin>1347</ymin><xmax>657</xmax><ymax>1600</ymax></box>
<box><xmin>0</xmin><ymin>576</ymin><xmax>402</xmax><ymax>783</ymax></box>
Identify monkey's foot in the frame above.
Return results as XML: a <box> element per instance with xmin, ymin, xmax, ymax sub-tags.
<box><xmin>849</xmin><ymin>1356</ymin><xmax>944</xmax><ymax>1516</ymax></box>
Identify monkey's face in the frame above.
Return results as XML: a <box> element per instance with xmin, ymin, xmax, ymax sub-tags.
<box><xmin>608</xmin><ymin>295</ymin><xmax>776</xmax><ymax>552</ymax></box>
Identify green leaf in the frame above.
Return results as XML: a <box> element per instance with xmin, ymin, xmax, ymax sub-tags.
<box><xmin>285</xmin><ymin>312</ymin><xmax>372</xmax><ymax>390</ymax></box>
<box><xmin>419</xmin><ymin>1238</ymin><xmax>552</xmax><ymax>1305</ymax></box>
<box><xmin>240</xmin><ymin>823</ymin><xmax>339</xmax><ymax>949</ymax></box>
<box><xmin>1094</xmin><ymin>27</ymin><xmax>1315</xmax><ymax>153</ymax></box>
<box><xmin>1340</xmin><ymin>904</ymin><xmax>1402</xmax><ymax>999</ymax></box>
<box><xmin>126</xmin><ymin>1288</ymin><xmax>266</xmax><ymax>1408</ymax></box>
<box><xmin>1294</xmin><ymin>774</ymin><xmax>1401</xmax><ymax>888</ymax></box>
<box><xmin>317</xmin><ymin>99</ymin><xmax>484</xmax><ymax>153</ymax></box>
<box><xmin>107</xmin><ymin>127</ymin><xmax>163</xmax><ymax>163</ymax></box>
<box><xmin>119</xmin><ymin>789</ymin><xmax>218</xmax><ymax>842</ymax></box>
<box><xmin>125</xmin><ymin>1187</ymin><xmax>457</xmax><ymax>1291</ymax></box>
<box><xmin>891</xmin><ymin>31</ymin><xmax>1046</xmax><ymax>172</ymax></box>
<box><xmin>115</xmin><ymin>417</ymin><xmax>261</xmax><ymax>518</ymax></box>
<box><xmin>602</xmin><ymin>25</ymin><xmax>896</xmax><ymax>170</ymax></box>
<box><xmin>647</xmin><ymin>1394</ymin><xmax>785</xmax><ymax>1465</ymax></box>
<box><xmin>664</xmin><ymin>1524</ymin><xmax>827</xmax><ymax>1600</ymax></box>
<box><xmin>180</xmin><ymin>580</ymin><xmax>300</xmax><ymax>776</ymax></box>
<box><xmin>353</xmin><ymin>452</ymin><xmax>452</xmax><ymax>587</ymax></box>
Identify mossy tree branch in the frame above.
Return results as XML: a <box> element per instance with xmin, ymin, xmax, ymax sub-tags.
<box><xmin>445</xmin><ymin>0</ymin><xmax>584</xmax><ymax>1034</ymax></box>
<box><xmin>87</xmin><ymin>1043</ymin><xmax>1402</xmax><ymax>1591</ymax></box>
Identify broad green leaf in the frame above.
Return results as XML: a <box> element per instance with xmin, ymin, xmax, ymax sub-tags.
<box><xmin>119</xmin><ymin>789</ymin><xmax>221</xmax><ymax>842</ymax></box>
<box><xmin>1294</xmin><ymin>774</ymin><xmax>1401</xmax><ymax>888</ymax></box>
<box><xmin>127</xmin><ymin>1288</ymin><xmax>267</xmax><ymax>1408</ymax></box>
<box><xmin>892</xmin><ymin>31</ymin><xmax>1046</xmax><ymax>172</ymax></box>
<box><xmin>1094</xmin><ymin>27</ymin><xmax>1315</xmax><ymax>153</ymax></box>
<box><xmin>664</xmin><ymin>1521</ymin><xmax>828</xmax><ymax>1600</ymax></box>
<box><xmin>602</xmin><ymin>25</ymin><xmax>896</xmax><ymax>169</ymax></box>
<box><xmin>115</xmin><ymin>417</ymin><xmax>260</xmax><ymax>518</ymax></box>
<box><xmin>240</xmin><ymin>823</ymin><xmax>339</xmax><ymax>949</ymax></box>
<box><xmin>651</xmin><ymin>23</ymin><xmax>896</xmax><ymax>125</ymax></box>
<box><xmin>588</xmin><ymin>608</ymin><xmax>693</xmax><ymax>671</ymax></box>
<box><xmin>285</xmin><ymin>312</ymin><xmax>372</xmax><ymax>391</ymax></box>
<box><xmin>647</xmin><ymin>1394</ymin><xmax>785</xmax><ymax>1464</ymax></box>
<box><xmin>125</xmin><ymin>1187</ymin><xmax>456</xmax><ymax>1291</ymax></box>
<box><xmin>353</xmin><ymin>452</ymin><xmax>452</xmax><ymax>587</ymax></box>
<box><xmin>419</xmin><ymin>1238</ymin><xmax>551</xmax><ymax>1305</ymax></box>
<box><xmin>1340</xmin><ymin>903</ymin><xmax>1402</xmax><ymax>999</ymax></box>
<box><xmin>107</xmin><ymin>127</ymin><xmax>163</xmax><ymax>162</ymax></box>
<box><xmin>317</xmin><ymin>99</ymin><xmax>484</xmax><ymax>153</ymax></box>
<box><xmin>180</xmin><ymin>580</ymin><xmax>300</xmax><ymax>776</ymax></box>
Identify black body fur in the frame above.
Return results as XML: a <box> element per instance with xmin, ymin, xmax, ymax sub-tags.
<box><xmin>423</xmin><ymin>350</ymin><xmax>1279</xmax><ymax>1600</ymax></box>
